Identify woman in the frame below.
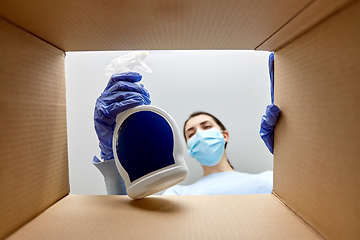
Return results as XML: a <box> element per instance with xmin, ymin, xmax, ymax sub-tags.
<box><xmin>162</xmin><ymin>111</ymin><xmax>273</xmax><ymax>195</ymax></box>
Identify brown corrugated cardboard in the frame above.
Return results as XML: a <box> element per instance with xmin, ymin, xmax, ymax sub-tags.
<box><xmin>0</xmin><ymin>0</ymin><xmax>311</xmax><ymax>51</ymax></box>
<box><xmin>7</xmin><ymin>194</ymin><xmax>322</xmax><ymax>240</ymax></box>
<box><xmin>0</xmin><ymin>0</ymin><xmax>359</xmax><ymax>239</ymax></box>
<box><xmin>273</xmin><ymin>1</ymin><xmax>360</xmax><ymax>239</ymax></box>
<box><xmin>257</xmin><ymin>0</ymin><xmax>354</xmax><ymax>51</ymax></box>
<box><xmin>0</xmin><ymin>18</ymin><xmax>69</xmax><ymax>239</ymax></box>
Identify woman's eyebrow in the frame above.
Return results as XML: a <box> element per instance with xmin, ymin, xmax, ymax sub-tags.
<box><xmin>186</xmin><ymin>127</ymin><xmax>195</xmax><ymax>133</ymax></box>
<box><xmin>186</xmin><ymin>121</ymin><xmax>211</xmax><ymax>133</ymax></box>
<box><xmin>200</xmin><ymin>120</ymin><xmax>210</xmax><ymax>126</ymax></box>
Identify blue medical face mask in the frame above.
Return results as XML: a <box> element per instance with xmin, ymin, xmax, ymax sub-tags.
<box><xmin>187</xmin><ymin>128</ymin><xmax>225</xmax><ymax>167</ymax></box>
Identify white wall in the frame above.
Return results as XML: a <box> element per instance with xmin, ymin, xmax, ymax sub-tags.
<box><xmin>65</xmin><ymin>50</ymin><xmax>273</xmax><ymax>195</ymax></box>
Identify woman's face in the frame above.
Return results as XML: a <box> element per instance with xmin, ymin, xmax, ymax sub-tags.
<box><xmin>184</xmin><ymin>114</ymin><xmax>228</xmax><ymax>143</ymax></box>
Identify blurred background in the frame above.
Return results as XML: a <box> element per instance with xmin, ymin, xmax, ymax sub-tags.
<box><xmin>65</xmin><ymin>50</ymin><xmax>273</xmax><ymax>195</ymax></box>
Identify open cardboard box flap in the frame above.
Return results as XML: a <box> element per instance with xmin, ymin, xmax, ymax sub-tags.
<box><xmin>1</xmin><ymin>0</ymin><xmax>359</xmax><ymax>239</ymax></box>
<box><xmin>7</xmin><ymin>195</ymin><xmax>321</xmax><ymax>240</ymax></box>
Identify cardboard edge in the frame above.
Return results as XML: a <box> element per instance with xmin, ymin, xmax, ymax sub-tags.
<box><xmin>256</xmin><ymin>0</ymin><xmax>356</xmax><ymax>51</ymax></box>
<box><xmin>0</xmin><ymin>16</ymin><xmax>65</xmax><ymax>52</ymax></box>
<box><xmin>254</xmin><ymin>0</ymin><xmax>315</xmax><ymax>51</ymax></box>
<box><xmin>5</xmin><ymin>194</ymin><xmax>70</xmax><ymax>239</ymax></box>
<box><xmin>7</xmin><ymin>194</ymin><xmax>325</xmax><ymax>239</ymax></box>
<box><xmin>271</xmin><ymin>191</ymin><xmax>325</xmax><ymax>240</ymax></box>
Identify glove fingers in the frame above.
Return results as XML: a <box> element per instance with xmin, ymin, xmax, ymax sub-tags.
<box><xmin>261</xmin><ymin>133</ymin><xmax>274</xmax><ymax>154</ymax></box>
<box><xmin>265</xmin><ymin>104</ymin><xmax>280</xmax><ymax>125</ymax></box>
<box><xmin>100</xmin><ymin>91</ymin><xmax>150</xmax><ymax>106</ymax></box>
<box><xmin>269</xmin><ymin>53</ymin><xmax>275</xmax><ymax>104</ymax></box>
<box><xmin>260</xmin><ymin>104</ymin><xmax>279</xmax><ymax>154</ymax></box>
<box><xmin>106</xmin><ymin>94</ymin><xmax>151</xmax><ymax>117</ymax></box>
<box><xmin>94</xmin><ymin>123</ymin><xmax>114</xmax><ymax>160</ymax></box>
<box><xmin>106</xmin><ymin>72</ymin><xmax>142</xmax><ymax>89</ymax></box>
<box><xmin>97</xmin><ymin>125</ymin><xmax>112</xmax><ymax>149</ymax></box>
<box><xmin>266</xmin><ymin>104</ymin><xmax>280</xmax><ymax>114</ymax></box>
<box><xmin>94</xmin><ymin>92</ymin><xmax>151</xmax><ymax>126</ymax></box>
<box><xmin>94</xmin><ymin>94</ymin><xmax>150</xmax><ymax>160</ymax></box>
<box><xmin>104</xmin><ymin>81</ymin><xmax>150</xmax><ymax>98</ymax></box>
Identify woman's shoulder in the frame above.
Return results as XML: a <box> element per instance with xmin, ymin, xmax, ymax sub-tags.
<box><xmin>205</xmin><ymin>170</ymin><xmax>272</xmax><ymax>178</ymax></box>
<box><xmin>162</xmin><ymin>184</ymin><xmax>186</xmax><ymax>195</ymax></box>
<box><xmin>162</xmin><ymin>170</ymin><xmax>274</xmax><ymax>196</ymax></box>
<box><xmin>228</xmin><ymin>170</ymin><xmax>273</xmax><ymax>177</ymax></box>
<box><xmin>258</xmin><ymin>170</ymin><xmax>273</xmax><ymax>177</ymax></box>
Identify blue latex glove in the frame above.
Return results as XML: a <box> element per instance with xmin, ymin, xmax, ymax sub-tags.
<box><xmin>260</xmin><ymin>53</ymin><xmax>280</xmax><ymax>154</ymax></box>
<box><xmin>94</xmin><ymin>72</ymin><xmax>151</xmax><ymax>160</ymax></box>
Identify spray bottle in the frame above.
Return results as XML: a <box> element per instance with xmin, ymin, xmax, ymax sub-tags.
<box><xmin>106</xmin><ymin>51</ymin><xmax>189</xmax><ymax>199</ymax></box>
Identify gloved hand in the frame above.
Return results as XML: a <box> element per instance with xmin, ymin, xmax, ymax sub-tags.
<box><xmin>260</xmin><ymin>53</ymin><xmax>280</xmax><ymax>154</ymax></box>
<box><xmin>94</xmin><ymin>72</ymin><xmax>151</xmax><ymax>160</ymax></box>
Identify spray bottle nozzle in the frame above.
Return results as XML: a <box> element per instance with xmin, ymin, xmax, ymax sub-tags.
<box><xmin>105</xmin><ymin>51</ymin><xmax>152</xmax><ymax>77</ymax></box>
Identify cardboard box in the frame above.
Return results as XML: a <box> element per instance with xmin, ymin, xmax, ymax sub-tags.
<box><xmin>0</xmin><ymin>0</ymin><xmax>359</xmax><ymax>239</ymax></box>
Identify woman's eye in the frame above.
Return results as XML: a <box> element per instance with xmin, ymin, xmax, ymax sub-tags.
<box><xmin>204</xmin><ymin>125</ymin><xmax>212</xmax><ymax>129</ymax></box>
<box><xmin>188</xmin><ymin>133</ymin><xmax>195</xmax><ymax>139</ymax></box>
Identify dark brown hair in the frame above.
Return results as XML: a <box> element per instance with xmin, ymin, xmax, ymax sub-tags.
<box><xmin>183</xmin><ymin>111</ymin><xmax>233</xmax><ymax>169</ymax></box>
